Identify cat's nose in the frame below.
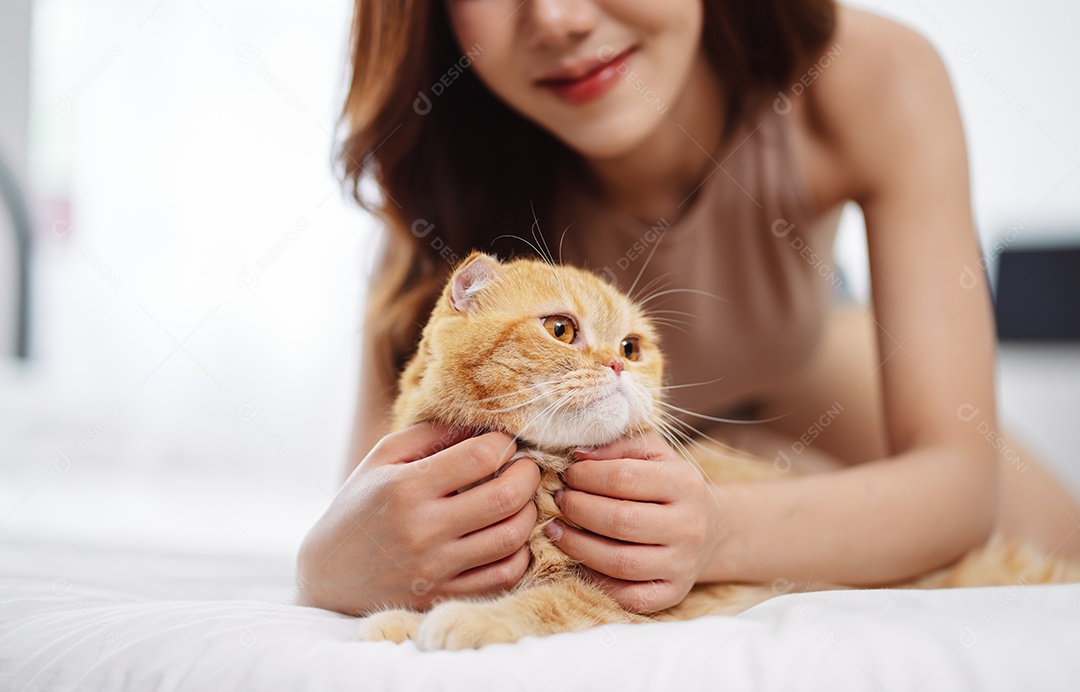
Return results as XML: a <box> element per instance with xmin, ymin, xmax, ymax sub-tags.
<box><xmin>607</xmin><ymin>358</ymin><xmax>624</xmax><ymax>376</ymax></box>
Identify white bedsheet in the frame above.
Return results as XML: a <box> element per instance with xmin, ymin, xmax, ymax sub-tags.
<box><xmin>2</xmin><ymin>568</ymin><xmax>1079</xmax><ymax>691</ymax></box>
<box><xmin>3</xmin><ymin>353</ymin><xmax>1080</xmax><ymax>691</ymax></box>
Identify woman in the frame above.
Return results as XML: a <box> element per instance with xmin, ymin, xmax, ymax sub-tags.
<box><xmin>297</xmin><ymin>0</ymin><xmax>1080</xmax><ymax>616</ymax></box>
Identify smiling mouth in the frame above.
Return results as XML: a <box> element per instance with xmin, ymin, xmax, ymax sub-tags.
<box><xmin>534</xmin><ymin>47</ymin><xmax>638</xmax><ymax>106</ymax></box>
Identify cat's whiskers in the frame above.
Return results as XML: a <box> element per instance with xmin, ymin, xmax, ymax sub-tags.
<box><xmin>651</xmin><ymin>409</ymin><xmax>759</xmax><ymax>463</ymax></box>
<box><xmin>637</xmin><ymin>293</ymin><xmax>702</xmax><ymax>335</ymax></box>
<box><xmin>538</xmin><ymin>396</ymin><xmax>573</xmax><ymax>444</ymax></box>
<box><xmin>645</xmin><ymin>318</ymin><xmax>693</xmax><ymax>335</ymax></box>
<box><xmin>630</xmin><ymin>273</ymin><xmax>674</xmax><ymax>305</ymax></box>
<box><xmin>515</xmin><ymin>390</ymin><xmax>573</xmax><ymax>449</ymax></box>
<box><xmin>470</xmin><ymin>380</ymin><xmax>560</xmax><ymax>405</ymax></box>
<box><xmin>631</xmin><ymin>278</ymin><xmax>677</xmax><ymax>307</ymax></box>
<box><xmin>652</xmin><ymin>408</ymin><xmax>785</xmax><ymax>512</ymax></box>
<box><xmin>479</xmin><ymin>390</ymin><xmax>556</xmax><ymax>414</ymax></box>
<box><xmin>640</xmin><ymin>307</ymin><xmax>698</xmax><ymax>321</ymax></box>
<box><xmin>638</xmin><ymin>287</ymin><xmax>733</xmax><ymax>307</ymax></box>
<box><xmin>652</xmin><ymin>409</ymin><xmax>786</xmax><ymax>538</ymax></box>
<box><xmin>648</xmin><ymin>376</ymin><xmax>725</xmax><ymax>392</ymax></box>
<box><xmin>557</xmin><ymin>222</ymin><xmax>574</xmax><ymax>266</ymax></box>
<box><xmin>527</xmin><ymin>202</ymin><xmax>577</xmax><ymax>310</ymax></box>
<box><xmin>626</xmin><ymin>227</ymin><xmax>668</xmax><ymax>299</ymax></box>
<box><xmin>656</xmin><ymin>399</ymin><xmax>790</xmax><ymax>426</ymax></box>
<box><xmin>491</xmin><ymin>232</ymin><xmax>548</xmax><ymax>262</ymax></box>
<box><xmin>529</xmin><ymin>202</ymin><xmax>557</xmax><ymax>267</ymax></box>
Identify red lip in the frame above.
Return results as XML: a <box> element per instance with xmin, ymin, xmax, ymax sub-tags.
<box><xmin>535</xmin><ymin>47</ymin><xmax>637</xmax><ymax>106</ymax></box>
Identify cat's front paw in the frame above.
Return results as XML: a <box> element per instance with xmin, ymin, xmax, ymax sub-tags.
<box><xmin>355</xmin><ymin>608</ymin><xmax>423</xmax><ymax>643</ymax></box>
<box><xmin>414</xmin><ymin>600</ymin><xmax>522</xmax><ymax>651</ymax></box>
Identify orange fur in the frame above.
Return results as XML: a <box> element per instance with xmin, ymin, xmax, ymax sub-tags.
<box><xmin>355</xmin><ymin>253</ymin><xmax>1079</xmax><ymax>650</ymax></box>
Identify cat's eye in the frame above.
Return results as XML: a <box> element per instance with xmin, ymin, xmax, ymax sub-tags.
<box><xmin>542</xmin><ymin>315</ymin><xmax>577</xmax><ymax>344</ymax></box>
<box><xmin>620</xmin><ymin>336</ymin><xmax>641</xmax><ymax>361</ymax></box>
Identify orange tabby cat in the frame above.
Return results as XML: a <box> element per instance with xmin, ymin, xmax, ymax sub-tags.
<box><xmin>355</xmin><ymin>252</ymin><xmax>1079</xmax><ymax>650</ymax></box>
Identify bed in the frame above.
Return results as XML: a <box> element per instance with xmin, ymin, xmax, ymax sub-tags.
<box><xmin>2</xmin><ymin>546</ymin><xmax>1080</xmax><ymax>691</ymax></box>
<box><xmin>2</xmin><ymin>348</ymin><xmax>1080</xmax><ymax>691</ymax></box>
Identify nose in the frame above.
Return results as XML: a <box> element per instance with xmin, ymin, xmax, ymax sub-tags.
<box><xmin>607</xmin><ymin>358</ymin><xmax>624</xmax><ymax>376</ymax></box>
<box><xmin>526</xmin><ymin>0</ymin><xmax>597</xmax><ymax>48</ymax></box>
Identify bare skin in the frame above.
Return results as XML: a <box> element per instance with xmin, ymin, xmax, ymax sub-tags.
<box><xmin>297</xmin><ymin>4</ymin><xmax>1080</xmax><ymax>615</ymax></box>
<box><xmin>730</xmin><ymin>303</ymin><xmax>1080</xmax><ymax>557</ymax></box>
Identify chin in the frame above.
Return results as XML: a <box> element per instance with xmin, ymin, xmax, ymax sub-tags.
<box><xmin>544</xmin><ymin>101</ymin><xmax>666</xmax><ymax>161</ymax></box>
<box><xmin>519</xmin><ymin>395</ymin><xmax>641</xmax><ymax>450</ymax></box>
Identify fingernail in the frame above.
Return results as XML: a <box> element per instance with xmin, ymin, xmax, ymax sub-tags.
<box><xmin>572</xmin><ymin>446</ymin><xmax>595</xmax><ymax>458</ymax></box>
<box><xmin>554</xmin><ymin>488</ymin><xmax>564</xmax><ymax>505</ymax></box>
<box><xmin>544</xmin><ymin>520</ymin><xmax>563</xmax><ymax>541</ymax></box>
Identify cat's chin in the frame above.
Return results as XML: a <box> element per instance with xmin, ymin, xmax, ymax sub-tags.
<box><xmin>518</xmin><ymin>403</ymin><xmax>639</xmax><ymax>450</ymax></box>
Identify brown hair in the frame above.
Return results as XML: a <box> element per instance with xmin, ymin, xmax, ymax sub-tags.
<box><xmin>338</xmin><ymin>0</ymin><xmax>836</xmax><ymax>385</ymax></box>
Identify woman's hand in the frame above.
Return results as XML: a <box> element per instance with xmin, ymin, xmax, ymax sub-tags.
<box><xmin>297</xmin><ymin>424</ymin><xmax>541</xmax><ymax>616</ymax></box>
<box><xmin>544</xmin><ymin>431</ymin><xmax>727</xmax><ymax>613</ymax></box>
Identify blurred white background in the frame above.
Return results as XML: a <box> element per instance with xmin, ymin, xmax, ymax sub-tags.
<box><xmin>0</xmin><ymin>0</ymin><xmax>1078</xmax><ymax>581</ymax></box>
<box><xmin>1</xmin><ymin>0</ymin><xmax>374</xmax><ymax>575</ymax></box>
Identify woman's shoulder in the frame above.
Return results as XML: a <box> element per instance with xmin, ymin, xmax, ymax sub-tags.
<box><xmin>788</xmin><ymin>5</ymin><xmax>964</xmax><ymax>204</ymax></box>
<box><xmin>804</xmin><ymin>6</ymin><xmax>953</xmax><ymax>120</ymax></box>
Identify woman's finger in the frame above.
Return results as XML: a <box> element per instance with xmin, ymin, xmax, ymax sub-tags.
<box><xmin>544</xmin><ymin>519</ymin><xmax>669</xmax><ymax>581</ymax></box>
<box><xmin>576</xmin><ymin>566</ymin><xmax>677</xmax><ymax>614</ymax></box>
<box><xmin>441</xmin><ymin>544</ymin><xmax>532</xmax><ymax>599</ymax></box>
<box><xmin>555</xmin><ymin>488</ymin><xmax>670</xmax><ymax>544</ymax></box>
<box><xmin>370</xmin><ymin>423</ymin><xmax>473</xmax><ymax>467</ymax></box>
<box><xmin>562</xmin><ymin>458</ymin><xmax>684</xmax><ymax>502</ymax></box>
<box><xmin>449</xmin><ymin>498</ymin><xmax>537</xmax><ymax>572</ymax></box>
<box><xmin>573</xmin><ymin>430</ymin><xmax>671</xmax><ymax>462</ymax></box>
<box><xmin>413</xmin><ymin>432</ymin><xmax>520</xmax><ymax>496</ymax></box>
<box><xmin>443</xmin><ymin>456</ymin><xmax>539</xmax><ymax>535</ymax></box>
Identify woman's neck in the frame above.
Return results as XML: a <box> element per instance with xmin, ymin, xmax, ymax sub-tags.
<box><xmin>582</xmin><ymin>50</ymin><xmax>727</xmax><ymax>226</ymax></box>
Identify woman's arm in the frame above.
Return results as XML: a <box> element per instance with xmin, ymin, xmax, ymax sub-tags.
<box><xmin>547</xmin><ymin>17</ymin><xmax>1001</xmax><ymax>609</ymax></box>
<box><xmin>713</xmin><ymin>13</ymin><xmax>1001</xmax><ymax>580</ymax></box>
<box><xmin>342</xmin><ymin>326</ymin><xmax>396</xmax><ymax>481</ymax></box>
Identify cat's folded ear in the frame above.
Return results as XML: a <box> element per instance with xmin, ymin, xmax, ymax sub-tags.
<box><xmin>449</xmin><ymin>252</ymin><xmax>502</xmax><ymax>312</ymax></box>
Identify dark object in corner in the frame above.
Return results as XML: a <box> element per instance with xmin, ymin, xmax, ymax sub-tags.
<box><xmin>994</xmin><ymin>245</ymin><xmax>1080</xmax><ymax>341</ymax></box>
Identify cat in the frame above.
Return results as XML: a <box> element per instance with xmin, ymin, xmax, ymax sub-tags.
<box><xmin>355</xmin><ymin>251</ymin><xmax>1079</xmax><ymax>650</ymax></box>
